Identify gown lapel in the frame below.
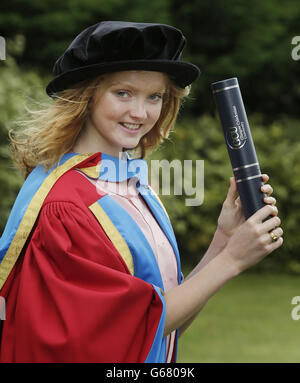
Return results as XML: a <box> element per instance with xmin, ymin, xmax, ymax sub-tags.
<box><xmin>97</xmin><ymin>152</ymin><xmax>182</xmax><ymax>284</ymax></box>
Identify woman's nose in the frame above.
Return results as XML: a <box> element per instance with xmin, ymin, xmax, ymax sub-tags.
<box><xmin>129</xmin><ymin>100</ymin><xmax>147</xmax><ymax>120</ymax></box>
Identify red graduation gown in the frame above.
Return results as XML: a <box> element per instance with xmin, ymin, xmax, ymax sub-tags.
<box><xmin>0</xmin><ymin>162</ymin><xmax>165</xmax><ymax>362</ymax></box>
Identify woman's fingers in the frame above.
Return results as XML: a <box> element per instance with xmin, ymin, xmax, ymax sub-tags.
<box><xmin>271</xmin><ymin>226</ymin><xmax>284</xmax><ymax>238</ymax></box>
<box><xmin>264</xmin><ymin>196</ymin><xmax>276</xmax><ymax>205</ymax></box>
<box><xmin>262</xmin><ymin>215</ymin><xmax>281</xmax><ymax>232</ymax></box>
<box><xmin>265</xmin><ymin>235</ymin><xmax>284</xmax><ymax>253</ymax></box>
<box><xmin>250</xmin><ymin>204</ymin><xmax>278</xmax><ymax>223</ymax></box>
<box><xmin>227</xmin><ymin>175</ymin><xmax>275</xmax><ymax>208</ymax></box>
<box><xmin>261</xmin><ymin>174</ymin><xmax>274</xmax><ymax>197</ymax></box>
<box><xmin>263</xmin><ymin>226</ymin><xmax>284</xmax><ymax>252</ymax></box>
<box><xmin>261</xmin><ymin>183</ymin><xmax>273</xmax><ymax>196</ymax></box>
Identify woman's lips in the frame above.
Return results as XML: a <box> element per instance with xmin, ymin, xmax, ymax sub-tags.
<box><xmin>119</xmin><ymin>122</ymin><xmax>143</xmax><ymax>133</ymax></box>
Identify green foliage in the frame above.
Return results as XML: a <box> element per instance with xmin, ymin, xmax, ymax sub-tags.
<box><xmin>170</xmin><ymin>0</ymin><xmax>300</xmax><ymax>119</ymax></box>
<box><xmin>148</xmin><ymin>110</ymin><xmax>300</xmax><ymax>273</ymax></box>
<box><xmin>0</xmin><ymin>37</ymin><xmax>47</xmax><ymax>232</ymax></box>
<box><xmin>0</xmin><ymin>2</ymin><xmax>299</xmax><ymax>273</ymax></box>
<box><xmin>1</xmin><ymin>0</ymin><xmax>300</xmax><ymax>118</ymax></box>
<box><xmin>0</xmin><ymin>0</ymin><xmax>171</xmax><ymax>73</ymax></box>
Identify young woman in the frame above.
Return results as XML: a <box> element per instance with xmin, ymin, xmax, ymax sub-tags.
<box><xmin>0</xmin><ymin>21</ymin><xmax>283</xmax><ymax>363</ymax></box>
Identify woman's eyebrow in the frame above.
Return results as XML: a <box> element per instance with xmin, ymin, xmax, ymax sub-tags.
<box><xmin>109</xmin><ymin>81</ymin><xmax>136</xmax><ymax>89</ymax></box>
<box><xmin>109</xmin><ymin>82</ymin><xmax>166</xmax><ymax>93</ymax></box>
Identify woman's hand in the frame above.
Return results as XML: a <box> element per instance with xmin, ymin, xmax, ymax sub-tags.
<box><xmin>222</xmin><ymin>204</ymin><xmax>283</xmax><ymax>274</ymax></box>
<box><xmin>194</xmin><ymin>174</ymin><xmax>279</xmax><ymax>277</ymax></box>
<box><xmin>217</xmin><ymin>174</ymin><xmax>276</xmax><ymax>239</ymax></box>
<box><xmin>168</xmin><ymin>175</ymin><xmax>282</xmax><ymax>337</ymax></box>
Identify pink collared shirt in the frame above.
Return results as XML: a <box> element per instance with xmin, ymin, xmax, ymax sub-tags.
<box><xmin>77</xmin><ymin>172</ymin><xmax>178</xmax><ymax>362</ymax></box>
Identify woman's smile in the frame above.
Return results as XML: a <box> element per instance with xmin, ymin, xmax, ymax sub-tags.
<box><xmin>119</xmin><ymin>122</ymin><xmax>143</xmax><ymax>133</ymax></box>
<box><xmin>73</xmin><ymin>71</ymin><xmax>167</xmax><ymax>157</ymax></box>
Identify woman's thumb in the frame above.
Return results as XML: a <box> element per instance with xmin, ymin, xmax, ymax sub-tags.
<box><xmin>226</xmin><ymin>176</ymin><xmax>238</xmax><ymax>203</ymax></box>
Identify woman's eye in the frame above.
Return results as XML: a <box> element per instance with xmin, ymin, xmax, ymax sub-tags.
<box><xmin>149</xmin><ymin>94</ymin><xmax>162</xmax><ymax>101</ymax></box>
<box><xmin>117</xmin><ymin>90</ymin><xmax>130</xmax><ymax>98</ymax></box>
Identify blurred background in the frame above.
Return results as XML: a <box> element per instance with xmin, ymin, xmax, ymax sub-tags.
<box><xmin>0</xmin><ymin>0</ymin><xmax>299</xmax><ymax>362</ymax></box>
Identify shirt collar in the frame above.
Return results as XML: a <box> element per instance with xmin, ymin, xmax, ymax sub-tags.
<box><xmin>72</xmin><ymin>151</ymin><xmax>149</xmax><ymax>186</ymax></box>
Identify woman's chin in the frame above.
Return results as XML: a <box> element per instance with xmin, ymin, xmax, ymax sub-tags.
<box><xmin>122</xmin><ymin>139</ymin><xmax>141</xmax><ymax>150</ymax></box>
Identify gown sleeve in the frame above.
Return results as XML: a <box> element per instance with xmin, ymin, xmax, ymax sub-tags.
<box><xmin>0</xmin><ymin>201</ymin><xmax>166</xmax><ymax>362</ymax></box>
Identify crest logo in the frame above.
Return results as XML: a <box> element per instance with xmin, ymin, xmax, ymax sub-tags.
<box><xmin>226</xmin><ymin>126</ymin><xmax>247</xmax><ymax>150</ymax></box>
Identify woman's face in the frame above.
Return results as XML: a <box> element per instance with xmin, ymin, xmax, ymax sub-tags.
<box><xmin>77</xmin><ymin>70</ymin><xmax>167</xmax><ymax>157</ymax></box>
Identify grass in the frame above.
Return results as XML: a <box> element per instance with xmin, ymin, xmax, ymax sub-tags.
<box><xmin>177</xmin><ymin>273</ymin><xmax>300</xmax><ymax>363</ymax></box>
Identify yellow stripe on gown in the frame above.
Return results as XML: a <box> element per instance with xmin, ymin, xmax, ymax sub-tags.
<box><xmin>76</xmin><ymin>171</ymin><xmax>178</xmax><ymax>363</ymax></box>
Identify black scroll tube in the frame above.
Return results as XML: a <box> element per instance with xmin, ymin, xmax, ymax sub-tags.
<box><xmin>211</xmin><ymin>77</ymin><xmax>269</xmax><ymax>220</ymax></box>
